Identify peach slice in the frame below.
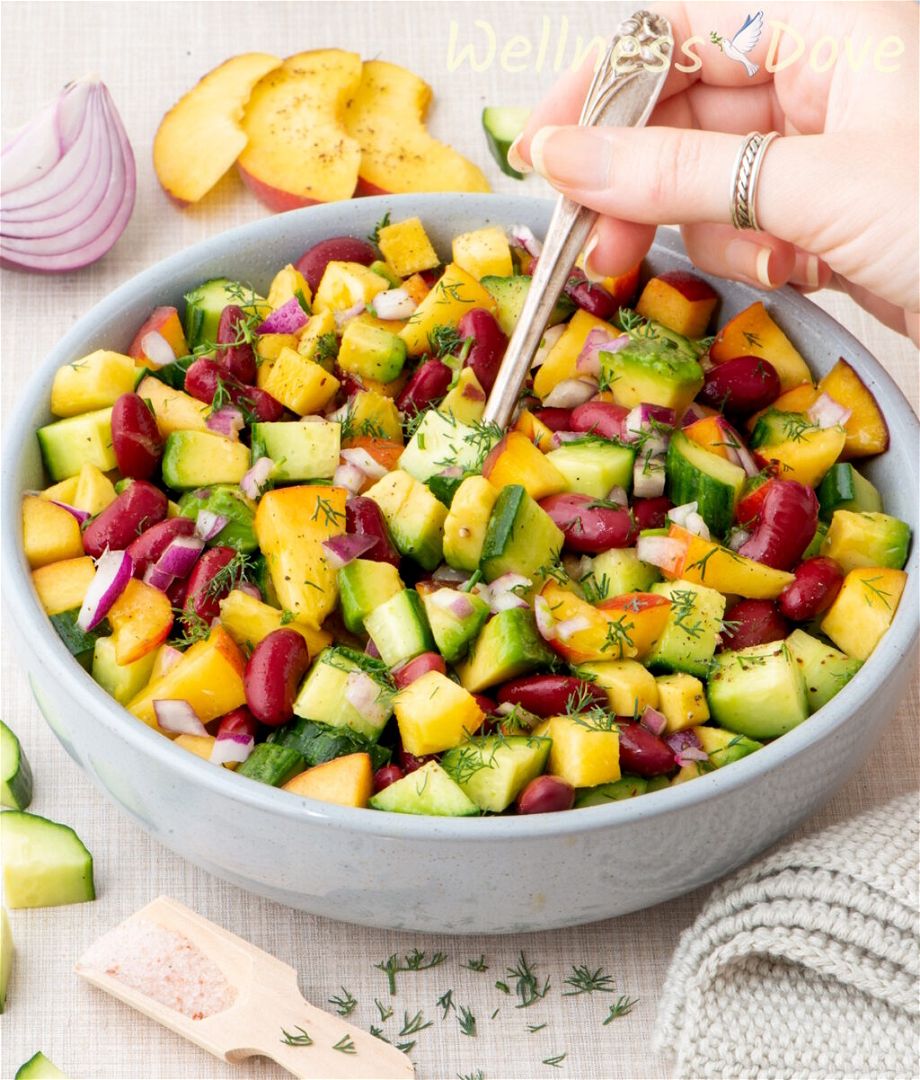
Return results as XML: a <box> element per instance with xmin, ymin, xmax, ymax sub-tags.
<box><xmin>818</xmin><ymin>358</ymin><xmax>890</xmax><ymax>459</ymax></box>
<box><xmin>238</xmin><ymin>50</ymin><xmax>363</xmax><ymax>211</ymax></box>
<box><xmin>636</xmin><ymin>270</ymin><xmax>718</xmax><ymax>338</ymax></box>
<box><xmin>709</xmin><ymin>301</ymin><xmax>812</xmax><ymax>391</ymax></box>
<box><xmin>345</xmin><ymin>60</ymin><xmax>489</xmax><ymax>195</ymax></box>
<box><xmin>154</xmin><ymin>52</ymin><xmax>281</xmax><ymax>204</ymax></box>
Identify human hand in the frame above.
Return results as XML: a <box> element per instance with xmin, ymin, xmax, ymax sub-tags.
<box><xmin>511</xmin><ymin>3</ymin><xmax>919</xmax><ymax>343</ymax></box>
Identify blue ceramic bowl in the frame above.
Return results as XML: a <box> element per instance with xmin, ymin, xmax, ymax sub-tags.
<box><xmin>3</xmin><ymin>194</ymin><xmax>916</xmax><ymax>933</ymax></box>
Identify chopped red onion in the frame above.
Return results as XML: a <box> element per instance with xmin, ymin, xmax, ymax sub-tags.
<box><xmin>257</xmin><ymin>296</ymin><xmax>308</xmax><ymax>335</ymax></box>
<box><xmin>321</xmin><ymin>533</ymin><xmax>376</xmax><ymax>569</ymax></box>
<box><xmin>195</xmin><ymin>510</ymin><xmax>229</xmax><ymax>541</ymax></box>
<box><xmin>550</xmin><ymin>430</ymin><xmax>584</xmax><ymax>448</ymax></box>
<box><xmin>555</xmin><ymin>614</ymin><xmax>592</xmax><ymax>642</ymax></box>
<box><xmin>157</xmin><ymin>646</ymin><xmax>183</xmax><ymax>675</ymax></box>
<box><xmin>142</xmin><ymin>563</ymin><xmax>175</xmax><ymax>592</ymax></box>
<box><xmin>509</xmin><ymin>224</ymin><xmax>543</xmax><ymax>257</ymax></box>
<box><xmin>576</xmin><ymin>329</ymin><xmax>628</xmax><ymax>377</ymax></box>
<box><xmin>533</xmin><ymin>595</ymin><xmax>556</xmax><ymax>641</ymax></box>
<box><xmin>668</xmin><ymin>502</ymin><xmax>698</xmax><ymax>529</ymax></box>
<box><xmin>636</xmin><ymin>535</ymin><xmax>685</xmax><ymax>572</ymax></box>
<box><xmin>237</xmin><ymin>581</ymin><xmax>262</xmax><ymax>601</ymax></box>
<box><xmin>373</xmin><ymin>288</ymin><xmax>417</xmax><ymax>320</ymax></box>
<box><xmin>681</xmin><ymin>402</ymin><xmax>710</xmax><ymax>427</ymax></box>
<box><xmin>633</xmin><ymin>452</ymin><xmax>667</xmax><ymax>498</ymax></box>
<box><xmin>333</xmin><ymin>461</ymin><xmax>366</xmax><ymax>495</ymax></box>
<box><xmin>532</xmin><ymin>323</ymin><xmax>566</xmax><ymax>369</ymax></box>
<box><xmin>139</xmin><ymin>330</ymin><xmax>176</xmax><ymax>368</ymax></box>
<box><xmin>542</xmin><ymin>377</ymin><xmax>598</xmax><ymax>408</ymax></box>
<box><xmin>206</xmin><ymin>406</ymin><xmax>245</xmax><ymax>439</ymax></box>
<box><xmin>606</xmin><ymin>485</ymin><xmax>628</xmax><ymax>506</ymax></box>
<box><xmin>808</xmin><ymin>392</ymin><xmax>851</xmax><ymax>429</ymax></box>
<box><xmin>334</xmin><ymin>301</ymin><xmax>364</xmax><ymax>328</ymax></box>
<box><xmin>77</xmin><ymin>548</ymin><xmax>133</xmax><ymax>631</ymax></box>
<box><xmin>154</xmin><ymin>699</ymin><xmax>207</xmax><ymax>737</ymax></box>
<box><xmin>727</xmin><ymin>527</ymin><xmax>752</xmax><ymax>552</ymax></box>
<box><xmin>666</xmin><ymin>728</ymin><xmax>708</xmax><ymax>767</ymax></box>
<box><xmin>344</xmin><ymin>671</ymin><xmax>388</xmax><ymax>727</ymax></box>
<box><xmin>341</xmin><ymin>447</ymin><xmax>387</xmax><ymax>480</ymax></box>
<box><xmin>210</xmin><ymin>732</ymin><xmax>254</xmax><ymax>766</ymax></box>
<box><xmin>485</xmin><ymin>573</ymin><xmax>531</xmax><ymax>614</ymax></box>
<box><xmin>640</xmin><ymin>705</ymin><xmax>668</xmax><ymax>737</ymax></box>
<box><xmin>240</xmin><ymin>456</ymin><xmax>274</xmax><ymax>500</ymax></box>
<box><xmin>156</xmin><ymin>535</ymin><xmax>204</xmax><ymax>579</ymax></box>
<box><xmin>49</xmin><ymin>499</ymin><xmax>90</xmax><ymax>525</ymax></box>
<box><xmin>365</xmin><ymin>638</ymin><xmax>381</xmax><ymax>659</ymax></box>
<box><xmin>428</xmin><ymin>588</ymin><xmax>476</xmax><ymax>620</ymax></box>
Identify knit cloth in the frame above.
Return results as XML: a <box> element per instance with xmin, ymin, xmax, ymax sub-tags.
<box><xmin>655</xmin><ymin>792</ymin><xmax>920</xmax><ymax>1079</ymax></box>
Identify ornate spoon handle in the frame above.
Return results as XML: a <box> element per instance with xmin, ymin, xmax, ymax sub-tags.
<box><xmin>483</xmin><ymin>10</ymin><xmax>674</xmax><ymax>428</ymax></box>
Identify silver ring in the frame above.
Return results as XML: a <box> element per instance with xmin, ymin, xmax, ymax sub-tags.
<box><xmin>730</xmin><ymin>131</ymin><xmax>779</xmax><ymax>231</ymax></box>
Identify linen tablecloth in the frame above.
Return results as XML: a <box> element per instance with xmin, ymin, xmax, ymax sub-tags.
<box><xmin>2</xmin><ymin>4</ymin><xmax>917</xmax><ymax>1077</ymax></box>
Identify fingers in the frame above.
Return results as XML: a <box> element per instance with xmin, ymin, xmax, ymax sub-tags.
<box><xmin>509</xmin><ymin>57</ymin><xmax>596</xmax><ymax>173</ymax></box>
<box><xmin>680</xmin><ymin>223</ymin><xmax>796</xmax><ymax>290</ymax></box>
<box><xmin>583</xmin><ymin>217</ymin><xmax>657</xmax><ymax>281</ymax></box>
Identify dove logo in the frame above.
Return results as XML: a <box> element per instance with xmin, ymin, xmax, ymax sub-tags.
<box><xmin>710</xmin><ymin>12</ymin><xmax>763</xmax><ymax>76</ymax></box>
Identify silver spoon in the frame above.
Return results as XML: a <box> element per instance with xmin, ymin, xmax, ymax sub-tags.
<box><xmin>484</xmin><ymin>10</ymin><xmax>674</xmax><ymax>429</ymax></box>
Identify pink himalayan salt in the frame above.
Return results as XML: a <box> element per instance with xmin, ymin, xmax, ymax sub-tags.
<box><xmin>82</xmin><ymin>916</ymin><xmax>236</xmax><ymax>1020</ymax></box>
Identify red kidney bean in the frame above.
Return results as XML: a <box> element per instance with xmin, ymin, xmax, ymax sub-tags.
<box><xmin>294</xmin><ymin>236</ymin><xmax>377</xmax><ymax>292</ymax></box>
<box><xmin>418</xmin><ymin>267</ymin><xmax>443</xmax><ymax>288</ymax></box>
<box><xmin>126</xmin><ymin>517</ymin><xmax>196</xmax><ymax>575</ymax></box>
<box><xmin>532</xmin><ymin>407</ymin><xmax>574</xmax><ymax>431</ymax></box>
<box><xmin>180</xmin><ymin>545</ymin><xmax>236</xmax><ymax>622</ymax></box>
<box><xmin>778</xmin><ymin>556</ymin><xmax>844</xmax><ymax>622</ymax></box>
<box><xmin>570</xmin><ymin>401</ymin><xmax>630</xmax><ymax>440</ymax></box>
<box><xmin>616</xmin><ymin>721</ymin><xmax>675</xmax><ymax>777</ymax></box>
<box><xmin>337</xmin><ymin>370</ymin><xmax>365</xmax><ymax>398</ymax></box>
<box><xmin>458</xmin><ymin>308</ymin><xmax>507</xmax><ymax>393</ymax></box>
<box><xmin>497</xmin><ymin>675</ymin><xmax>607</xmax><ymax>717</ymax></box>
<box><xmin>393</xmin><ymin>652</ymin><xmax>447</xmax><ymax>688</ymax></box>
<box><xmin>719</xmin><ymin>599</ymin><xmax>790</xmax><ymax>651</ymax></box>
<box><xmin>564</xmin><ymin>270</ymin><xmax>618</xmax><ymax>320</ymax></box>
<box><xmin>633</xmin><ymin>496</ymin><xmax>673</xmax><ymax>531</ymax></box>
<box><xmin>738</xmin><ymin>479</ymin><xmax>819</xmax><ymax>570</ymax></box>
<box><xmin>184</xmin><ymin>358</ymin><xmax>283</xmax><ymax>422</ymax></box>
<box><xmin>699</xmin><ymin>355</ymin><xmax>781</xmax><ymax>417</ymax></box>
<box><xmin>396</xmin><ymin>359</ymin><xmax>452</xmax><ymax>415</ymax></box>
<box><xmin>244</xmin><ymin>629</ymin><xmax>310</xmax><ymax>727</ymax></box>
<box><xmin>373</xmin><ymin>764</ymin><xmax>405</xmax><ymax>793</ymax></box>
<box><xmin>82</xmin><ymin>480</ymin><xmax>168</xmax><ymax>558</ymax></box>
<box><xmin>399</xmin><ymin>747</ymin><xmax>437</xmax><ymax>774</ymax></box>
<box><xmin>539</xmin><ymin>492</ymin><xmax>637</xmax><ymax>554</ymax></box>
<box><xmin>111</xmin><ymin>393</ymin><xmax>163</xmax><ymax>480</ymax></box>
<box><xmin>516</xmin><ymin>775</ymin><xmax>575</xmax><ymax>814</ymax></box>
<box><xmin>215</xmin><ymin>305</ymin><xmax>257</xmax><ymax>384</ymax></box>
<box><xmin>215</xmin><ymin>705</ymin><xmax>259</xmax><ymax>741</ymax></box>
<box><xmin>345</xmin><ymin>496</ymin><xmax>401</xmax><ymax>567</ymax></box>
<box><xmin>471</xmin><ymin>693</ymin><xmax>497</xmax><ymax>715</ymax></box>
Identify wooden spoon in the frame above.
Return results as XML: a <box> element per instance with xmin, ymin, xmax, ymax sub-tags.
<box><xmin>76</xmin><ymin>896</ymin><xmax>414</xmax><ymax>1079</ymax></box>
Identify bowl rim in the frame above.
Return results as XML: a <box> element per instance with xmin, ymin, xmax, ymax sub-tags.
<box><xmin>3</xmin><ymin>192</ymin><xmax>917</xmax><ymax>842</ymax></box>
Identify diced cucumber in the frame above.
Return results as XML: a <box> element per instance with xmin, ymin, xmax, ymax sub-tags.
<box><xmin>707</xmin><ymin>642</ymin><xmax>808</xmax><ymax>739</ymax></box>
<box><xmin>267</xmin><ymin>718</ymin><xmax>391</xmax><ymax>771</ymax></box>
<box><xmin>427</xmin><ymin>470</ymin><xmax>471</xmax><ymax>508</ymax></box>
<box><xmin>91</xmin><ymin>637</ymin><xmax>158</xmax><ymax>706</ymax></box>
<box><xmin>600</xmin><ymin>336</ymin><xmax>704</xmax><ymax>413</ymax></box>
<box><xmin>0</xmin><ymin>907</ymin><xmax>11</xmax><ymax>1013</ymax></box>
<box><xmin>421</xmin><ymin>588</ymin><xmax>491</xmax><ymax>664</ymax></box>
<box><xmin>456</xmin><ymin>608</ymin><xmax>555</xmax><ymax>693</ymax></box>
<box><xmin>0</xmin><ymin>811</ymin><xmax>95</xmax><ymax>909</ymax></box>
<box><xmin>666</xmin><ymin>431</ymin><xmax>745</xmax><ymax>537</ymax></box>
<box><xmin>369</xmin><ymin>761</ymin><xmax>479</xmax><ymax>816</ymax></box>
<box><xmin>399</xmin><ymin>411</ymin><xmax>489</xmax><ymax>484</ymax></box>
<box><xmin>750</xmin><ymin>410</ymin><xmax>811</xmax><ymax>449</ymax></box>
<box><xmin>647</xmin><ymin>580</ymin><xmax>725</xmax><ymax>677</ymax></box>
<box><xmin>786</xmin><ymin>629</ymin><xmax>863</xmax><ymax>712</ymax></box>
<box><xmin>481</xmin><ymin>106</ymin><xmax>530</xmax><ymax>179</ymax></box>
<box><xmin>1</xmin><ymin>721</ymin><xmax>33</xmax><ymax>811</ymax></box>
<box><xmin>802</xmin><ymin>521</ymin><xmax>828</xmax><ymax>560</ymax></box>
<box><xmin>480</xmin><ymin>275</ymin><xmax>575</xmax><ymax>337</ymax></box>
<box><xmin>816</xmin><ymin>463</ymin><xmax>883</xmax><ymax>521</ymax></box>
<box><xmin>15</xmin><ymin>1054</ymin><xmax>67</xmax><ymax>1079</ymax></box>
<box><xmin>364</xmin><ymin>470</ymin><xmax>447</xmax><ymax>571</ymax></box>
<box><xmin>176</xmin><ymin>485</ymin><xmax>257</xmax><ymax>553</ymax></box>
<box><xmin>821</xmin><ymin>510</ymin><xmax>911</xmax><ymax>572</ymax></box>
<box><xmin>364</xmin><ymin>590</ymin><xmax>435</xmax><ymax>668</ymax></box>
<box><xmin>236</xmin><ymin>743</ymin><xmax>305</xmax><ymax>787</ymax></box>
<box><xmin>337</xmin><ymin>559</ymin><xmax>403</xmax><ymax>635</ymax></box>
<box><xmin>590</xmin><ymin>547</ymin><xmax>660</xmax><ymax>597</ymax></box>
<box><xmin>480</xmin><ymin>484</ymin><xmax>564</xmax><ymax>583</ymax></box>
<box><xmin>49</xmin><ymin>609</ymin><xmax>107</xmax><ymax>664</ymax></box>
<box><xmin>338</xmin><ymin>320</ymin><xmax>407</xmax><ymax>382</ymax></box>
<box><xmin>695</xmin><ymin>726</ymin><xmax>762</xmax><ymax>768</ymax></box>
<box><xmin>293</xmin><ymin>647</ymin><xmax>394</xmax><ymax>740</ymax></box>
<box><xmin>574</xmin><ymin>776</ymin><xmax>649</xmax><ymax>807</ymax></box>
<box><xmin>161</xmin><ymin>430</ymin><xmax>250</xmax><ymax>491</ymax></box>
<box><xmin>183</xmin><ymin>278</ymin><xmax>258</xmax><ymax>349</ymax></box>
<box><xmin>544</xmin><ymin>438</ymin><xmax>635</xmax><ymax>499</ymax></box>
<box><xmin>36</xmin><ymin>407</ymin><xmax>116</xmax><ymax>482</ymax></box>
<box><xmin>441</xmin><ymin>735</ymin><xmax>551</xmax><ymax>812</ymax></box>
<box><xmin>250</xmin><ymin>420</ymin><xmax>340</xmax><ymax>483</ymax></box>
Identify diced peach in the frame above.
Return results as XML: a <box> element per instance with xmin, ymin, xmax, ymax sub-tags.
<box><xmin>636</xmin><ymin>270</ymin><xmax>718</xmax><ymax>338</ymax></box>
<box><xmin>482</xmin><ymin>432</ymin><xmax>567</xmax><ymax>500</ymax></box>
<box><xmin>754</xmin><ymin>426</ymin><xmax>847</xmax><ymax>487</ymax></box>
<box><xmin>22</xmin><ymin>496</ymin><xmax>84</xmax><ymax>569</ymax></box>
<box><xmin>107</xmin><ymin>579</ymin><xmax>174</xmax><ymax>665</ymax></box>
<box><xmin>746</xmin><ymin>382</ymin><xmax>819</xmax><ymax>432</ymax></box>
<box><xmin>514</xmin><ymin>409</ymin><xmax>555</xmax><ymax>452</ymax></box>
<box><xmin>129</xmin><ymin>307</ymin><xmax>189</xmax><ymax>365</ymax></box>
<box><xmin>32</xmin><ymin>556</ymin><xmax>96</xmax><ymax>615</ymax></box>
<box><xmin>710</xmin><ymin>301</ymin><xmax>812</xmax><ymax>391</ymax></box>
<box><xmin>818</xmin><ymin>358</ymin><xmax>890</xmax><ymax>459</ymax></box>
<box><xmin>662</xmin><ymin>525</ymin><xmax>795</xmax><ymax>599</ymax></box>
<box><xmin>282</xmin><ymin>752</ymin><xmax>373</xmax><ymax>807</ymax></box>
<box><xmin>601</xmin><ymin>263</ymin><xmax>642</xmax><ymax>308</ymax></box>
<box><xmin>533</xmin><ymin>310</ymin><xmax>613</xmax><ymax>400</ymax></box>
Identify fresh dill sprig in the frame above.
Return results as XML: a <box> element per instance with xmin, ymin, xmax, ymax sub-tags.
<box><xmin>328</xmin><ymin>986</ymin><xmax>358</xmax><ymax>1016</ymax></box>
<box><xmin>375</xmin><ymin>998</ymin><xmax>394</xmax><ymax>1022</ymax></box>
<box><xmin>369</xmin><ymin>1024</ymin><xmax>388</xmax><ymax>1041</ymax></box>
<box><xmin>670</xmin><ymin>588</ymin><xmax>704</xmax><ymax>639</ymax></box>
<box><xmin>332</xmin><ymin>1033</ymin><xmax>357</xmax><ymax>1054</ymax></box>
<box><xmin>428</xmin><ymin>323</ymin><xmax>472</xmax><ymax>359</ymax></box>
<box><xmin>315</xmin><ymin>332</ymin><xmax>339</xmax><ymax>365</ymax></box>
<box><xmin>279</xmin><ymin>1025</ymin><xmax>313</xmax><ymax>1046</ymax></box>
<box><xmin>563</xmin><ymin>964</ymin><xmax>616</xmax><ymax>995</ymax></box>
<box><xmin>543</xmin><ymin>1053</ymin><xmax>567</xmax><ymax>1068</ymax></box>
<box><xmin>458</xmin><ymin>1005</ymin><xmax>477</xmax><ymax>1037</ymax></box>
<box><xmin>572</xmin><ymin>706</ymin><xmax>618</xmax><ymax>733</ymax></box>
<box><xmin>204</xmin><ymin>550</ymin><xmax>255</xmax><ymax>600</ymax></box>
<box><xmin>374</xmin><ymin>949</ymin><xmax>447</xmax><ymax>993</ymax></box>
<box><xmin>505</xmin><ymin>951</ymin><xmax>551</xmax><ymax>1008</ymax></box>
<box><xmin>368</xmin><ymin>211</ymin><xmax>391</xmax><ymax>245</ymax></box>
<box><xmin>311</xmin><ymin>494</ymin><xmax>346</xmax><ymax>528</ymax></box>
<box><xmin>170</xmin><ymin>605</ymin><xmax>212</xmax><ymax>648</ymax></box>
<box><xmin>397</xmin><ymin>1040</ymin><xmax>417</xmax><ymax>1054</ymax></box>
<box><xmin>527</xmin><ymin>1022</ymin><xmax>547</xmax><ymax>1033</ymax></box>
<box><xmin>462</xmin><ymin>955</ymin><xmax>489</xmax><ymax>972</ymax></box>
<box><xmin>602</xmin><ymin>995</ymin><xmax>639</xmax><ymax>1023</ymax></box>
<box><xmin>437</xmin><ymin>989</ymin><xmax>456</xmax><ymax>1017</ymax></box>
<box><xmin>599</xmin><ymin>614</ymin><xmax>635</xmax><ymax>658</ymax></box>
<box><xmin>861</xmin><ymin>574</ymin><xmax>893</xmax><ymax>609</ymax></box>
<box><xmin>457</xmin><ymin>1071</ymin><xmax>485</xmax><ymax>1080</ymax></box>
<box><xmin>399</xmin><ymin>1010</ymin><xmax>433</xmax><ymax>1037</ymax></box>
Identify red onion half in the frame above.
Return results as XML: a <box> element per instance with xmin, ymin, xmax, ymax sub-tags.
<box><xmin>1</xmin><ymin>75</ymin><xmax>136</xmax><ymax>272</ymax></box>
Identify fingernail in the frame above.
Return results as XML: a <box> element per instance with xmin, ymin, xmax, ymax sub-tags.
<box><xmin>582</xmin><ymin>235</ymin><xmax>606</xmax><ymax>284</ymax></box>
<box><xmin>530</xmin><ymin>126</ymin><xmax>612</xmax><ymax>189</ymax></box>
<box><xmin>805</xmin><ymin>254</ymin><xmax>820</xmax><ymax>289</ymax></box>
<box><xmin>725</xmin><ymin>239</ymin><xmax>777</xmax><ymax>289</ymax></box>
<box><xmin>506</xmin><ymin>135</ymin><xmax>531</xmax><ymax>175</ymax></box>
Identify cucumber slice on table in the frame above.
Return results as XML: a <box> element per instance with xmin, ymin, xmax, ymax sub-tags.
<box><xmin>1</xmin><ymin>907</ymin><xmax>13</xmax><ymax>1013</ymax></box>
<box><xmin>0</xmin><ymin>811</ymin><xmax>95</xmax><ymax>909</ymax></box>
<box><xmin>1</xmin><ymin>721</ymin><xmax>33</xmax><ymax>810</ymax></box>
<box><xmin>481</xmin><ymin>106</ymin><xmax>530</xmax><ymax>178</ymax></box>
<box><xmin>15</xmin><ymin>1052</ymin><xmax>68</xmax><ymax>1079</ymax></box>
